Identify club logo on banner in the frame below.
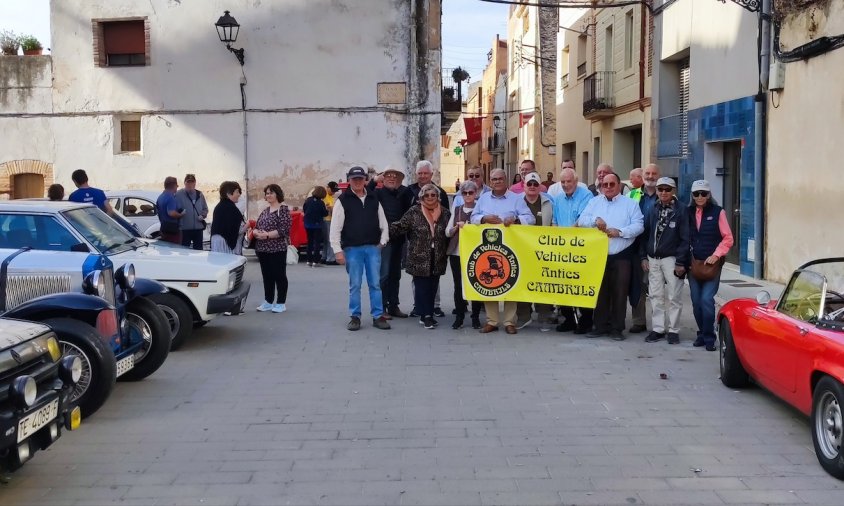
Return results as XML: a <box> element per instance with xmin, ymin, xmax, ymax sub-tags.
<box><xmin>459</xmin><ymin>225</ymin><xmax>609</xmax><ymax>308</ymax></box>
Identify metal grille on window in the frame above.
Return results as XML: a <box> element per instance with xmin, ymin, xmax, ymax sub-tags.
<box><xmin>679</xmin><ymin>58</ymin><xmax>690</xmax><ymax>158</ymax></box>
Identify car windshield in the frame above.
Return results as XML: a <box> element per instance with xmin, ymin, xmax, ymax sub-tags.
<box><xmin>62</xmin><ymin>207</ymin><xmax>143</xmax><ymax>255</ymax></box>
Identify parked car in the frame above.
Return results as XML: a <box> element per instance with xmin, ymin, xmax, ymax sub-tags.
<box><xmin>0</xmin><ymin>243</ymin><xmax>172</xmax><ymax>417</ymax></box>
<box><xmin>0</xmin><ymin>317</ymin><xmax>82</xmax><ymax>471</ymax></box>
<box><xmin>0</xmin><ymin>201</ymin><xmax>251</xmax><ymax>350</ymax></box>
<box><xmin>718</xmin><ymin>257</ymin><xmax>844</xmax><ymax>480</ymax></box>
<box><xmin>105</xmin><ymin>190</ymin><xmax>210</xmax><ymax>247</ymax></box>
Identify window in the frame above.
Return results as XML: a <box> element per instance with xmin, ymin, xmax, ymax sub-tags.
<box><xmin>121</xmin><ymin>120</ymin><xmax>141</xmax><ymax>152</ymax></box>
<box><xmin>779</xmin><ymin>270</ymin><xmax>825</xmax><ymax>322</ymax></box>
<box><xmin>577</xmin><ymin>35</ymin><xmax>587</xmax><ymax>78</ymax></box>
<box><xmin>0</xmin><ymin>214</ymin><xmax>81</xmax><ymax>252</ymax></box>
<box><xmin>123</xmin><ymin>198</ymin><xmax>156</xmax><ymax>217</ymax></box>
<box><xmin>625</xmin><ymin>11</ymin><xmax>634</xmax><ymax>69</ymax></box>
<box><xmin>605</xmin><ymin>26</ymin><xmax>614</xmax><ymax>71</ymax></box>
<box><xmin>94</xmin><ymin>18</ymin><xmax>148</xmax><ymax>67</ymax></box>
<box><xmin>560</xmin><ymin>46</ymin><xmax>570</xmax><ymax>88</ymax></box>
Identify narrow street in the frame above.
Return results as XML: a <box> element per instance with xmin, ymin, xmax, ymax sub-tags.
<box><xmin>2</xmin><ymin>258</ymin><xmax>842</xmax><ymax>505</ymax></box>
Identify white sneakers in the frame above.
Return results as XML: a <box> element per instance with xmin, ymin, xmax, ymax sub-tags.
<box><xmin>258</xmin><ymin>302</ymin><xmax>287</xmax><ymax>313</ymax></box>
<box><xmin>272</xmin><ymin>303</ymin><xmax>286</xmax><ymax>313</ymax></box>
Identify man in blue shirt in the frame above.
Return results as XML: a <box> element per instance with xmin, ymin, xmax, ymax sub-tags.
<box><xmin>577</xmin><ymin>171</ymin><xmax>644</xmax><ymax>341</ymax></box>
<box><xmin>470</xmin><ymin>168</ymin><xmax>535</xmax><ymax>335</ymax></box>
<box><xmin>156</xmin><ymin>176</ymin><xmax>185</xmax><ymax>244</ymax></box>
<box><xmin>68</xmin><ymin>169</ymin><xmax>116</xmax><ymax>216</ymax></box>
<box><xmin>550</xmin><ymin>168</ymin><xmax>594</xmax><ymax>334</ymax></box>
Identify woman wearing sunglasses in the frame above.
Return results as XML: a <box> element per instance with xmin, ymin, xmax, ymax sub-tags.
<box><xmin>445</xmin><ymin>180</ymin><xmax>483</xmax><ymax>329</ymax></box>
<box><xmin>389</xmin><ymin>183</ymin><xmax>451</xmax><ymax>329</ymax></box>
<box><xmin>687</xmin><ymin>179</ymin><xmax>734</xmax><ymax>351</ymax></box>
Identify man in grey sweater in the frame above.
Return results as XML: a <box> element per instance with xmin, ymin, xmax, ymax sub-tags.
<box><xmin>175</xmin><ymin>173</ymin><xmax>209</xmax><ymax>250</ymax></box>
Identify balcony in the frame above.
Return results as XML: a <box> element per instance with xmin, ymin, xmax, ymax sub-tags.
<box><xmin>487</xmin><ymin>132</ymin><xmax>505</xmax><ymax>154</ymax></box>
<box><xmin>441</xmin><ymin>68</ymin><xmax>465</xmax><ymax>134</ymax></box>
<box><xmin>576</xmin><ymin>62</ymin><xmax>586</xmax><ymax>78</ymax></box>
<box><xmin>583</xmin><ymin>71</ymin><xmax>615</xmax><ymax>119</ymax></box>
<box><xmin>560</xmin><ymin>73</ymin><xmax>569</xmax><ymax>89</ymax></box>
<box><xmin>657</xmin><ymin>113</ymin><xmax>689</xmax><ymax>158</ymax></box>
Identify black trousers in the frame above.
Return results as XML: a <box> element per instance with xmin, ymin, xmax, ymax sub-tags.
<box><xmin>449</xmin><ymin>255</ymin><xmax>481</xmax><ymax>318</ymax></box>
<box><xmin>380</xmin><ymin>238</ymin><xmax>405</xmax><ymax>309</ymax></box>
<box><xmin>181</xmin><ymin>229</ymin><xmax>204</xmax><ymax>250</ymax></box>
<box><xmin>414</xmin><ymin>275</ymin><xmax>439</xmax><ymax>318</ymax></box>
<box><xmin>305</xmin><ymin>228</ymin><xmax>322</xmax><ymax>264</ymax></box>
<box><xmin>594</xmin><ymin>252</ymin><xmax>633</xmax><ymax>333</ymax></box>
<box><xmin>257</xmin><ymin>250</ymin><xmax>288</xmax><ymax>304</ymax></box>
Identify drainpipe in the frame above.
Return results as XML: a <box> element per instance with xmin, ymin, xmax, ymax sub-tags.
<box><xmin>753</xmin><ymin>0</ymin><xmax>770</xmax><ymax>279</ymax></box>
<box><xmin>638</xmin><ymin>3</ymin><xmax>646</xmax><ymax>109</ymax></box>
<box><xmin>240</xmin><ymin>74</ymin><xmax>249</xmax><ymax>217</ymax></box>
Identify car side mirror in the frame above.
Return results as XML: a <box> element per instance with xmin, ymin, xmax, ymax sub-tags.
<box><xmin>755</xmin><ymin>290</ymin><xmax>771</xmax><ymax>306</ymax></box>
<box><xmin>70</xmin><ymin>242</ymin><xmax>90</xmax><ymax>253</ymax></box>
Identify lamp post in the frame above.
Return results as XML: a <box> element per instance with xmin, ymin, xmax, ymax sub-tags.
<box><xmin>215</xmin><ymin>10</ymin><xmax>245</xmax><ymax>66</ymax></box>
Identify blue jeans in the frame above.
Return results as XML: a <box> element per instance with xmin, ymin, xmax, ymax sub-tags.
<box><xmin>344</xmin><ymin>245</ymin><xmax>384</xmax><ymax>319</ymax></box>
<box><xmin>688</xmin><ymin>274</ymin><xmax>721</xmax><ymax>346</ymax></box>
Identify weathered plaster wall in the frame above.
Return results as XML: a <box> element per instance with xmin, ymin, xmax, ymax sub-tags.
<box><xmin>0</xmin><ymin>0</ymin><xmax>440</xmax><ymax>216</ymax></box>
<box><xmin>0</xmin><ymin>56</ymin><xmax>52</xmax><ymax>114</ymax></box>
<box><xmin>766</xmin><ymin>0</ymin><xmax>844</xmax><ymax>282</ymax></box>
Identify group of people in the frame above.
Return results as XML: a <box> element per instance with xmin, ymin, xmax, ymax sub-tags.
<box><xmin>330</xmin><ymin>158</ymin><xmax>733</xmax><ymax>352</ymax></box>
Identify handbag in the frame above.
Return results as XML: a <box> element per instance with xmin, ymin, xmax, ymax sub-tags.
<box><xmin>690</xmin><ymin>257</ymin><xmax>723</xmax><ymax>282</ymax></box>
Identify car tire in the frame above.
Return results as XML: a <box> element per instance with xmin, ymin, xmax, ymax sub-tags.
<box><xmin>119</xmin><ymin>296</ymin><xmax>171</xmax><ymax>382</ymax></box>
<box><xmin>148</xmin><ymin>292</ymin><xmax>193</xmax><ymax>351</ymax></box>
<box><xmin>719</xmin><ymin>318</ymin><xmax>749</xmax><ymax>388</ymax></box>
<box><xmin>812</xmin><ymin>376</ymin><xmax>844</xmax><ymax>480</ymax></box>
<box><xmin>45</xmin><ymin>317</ymin><xmax>117</xmax><ymax>418</ymax></box>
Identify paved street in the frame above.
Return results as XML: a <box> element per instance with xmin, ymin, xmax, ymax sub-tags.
<box><xmin>2</xmin><ymin>258</ymin><xmax>843</xmax><ymax>506</ymax></box>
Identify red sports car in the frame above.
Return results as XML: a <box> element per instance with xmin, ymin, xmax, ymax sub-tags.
<box><xmin>718</xmin><ymin>257</ymin><xmax>844</xmax><ymax>479</ymax></box>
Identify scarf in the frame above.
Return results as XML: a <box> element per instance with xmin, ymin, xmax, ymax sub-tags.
<box><xmin>421</xmin><ymin>203</ymin><xmax>441</xmax><ymax>237</ymax></box>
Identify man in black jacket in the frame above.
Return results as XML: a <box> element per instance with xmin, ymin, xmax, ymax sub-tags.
<box><xmin>368</xmin><ymin>167</ymin><xmax>413</xmax><ymax>318</ymax></box>
<box><xmin>640</xmin><ymin>177</ymin><xmax>690</xmax><ymax>345</ymax></box>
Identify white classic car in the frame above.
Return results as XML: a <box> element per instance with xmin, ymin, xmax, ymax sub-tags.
<box><xmin>0</xmin><ymin>201</ymin><xmax>250</xmax><ymax>350</ymax></box>
<box><xmin>105</xmin><ymin>190</ymin><xmax>210</xmax><ymax>247</ymax></box>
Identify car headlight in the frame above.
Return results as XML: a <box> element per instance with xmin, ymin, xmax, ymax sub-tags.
<box><xmin>115</xmin><ymin>263</ymin><xmax>136</xmax><ymax>290</ymax></box>
<box><xmin>59</xmin><ymin>356</ymin><xmax>83</xmax><ymax>385</ymax></box>
<box><xmin>10</xmin><ymin>376</ymin><xmax>37</xmax><ymax>409</ymax></box>
<box><xmin>83</xmin><ymin>270</ymin><xmax>107</xmax><ymax>298</ymax></box>
<box><xmin>227</xmin><ymin>271</ymin><xmax>237</xmax><ymax>293</ymax></box>
<box><xmin>47</xmin><ymin>336</ymin><xmax>61</xmax><ymax>362</ymax></box>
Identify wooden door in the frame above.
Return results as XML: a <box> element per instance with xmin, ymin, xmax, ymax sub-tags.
<box><xmin>12</xmin><ymin>173</ymin><xmax>45</xmax><ymax>199</ymax></box>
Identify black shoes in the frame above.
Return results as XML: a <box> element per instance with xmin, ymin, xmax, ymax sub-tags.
<box><xmin>667</xmin><ymin>332</ymin><xmax>680</xmax><ymax>345</ymax></box>
<box><xmin>388</xmin><ymin>306</ymin><xmax>408</xmax><ymax>318</ymax></box>
<box><xmin>645</xmin><ymin>331</ymin><xmax>665</xmax><ymax>343</ymax></box>
<box><xmin>423</xmin><ymin>316</ymin><xmax>437</xmax><ymax>329</ymax></box>
<box><xmin>409</xmin><ymin>309</ymin><xmax>419</xmax><ymax>318</ymax></box>
<box><xmin>555</xmin><ymin>319</ymin><xmax>576</xmax><ymax>332</ymax></box>
<box><xmin>610</xmin><ymin>331</ymin><xmax>626</xmax><ymax>341</ymax></box>
<box><xmin>628</xmin><ymin>324</ymin><xmax>647</xmax><ymax>334</ymax></box>
<box><xmin>452</xmin><ymin>316</ymin><xmax>464</xmax><ymax>329</ymax></box>
<box><xmin>471</xmin><ymin>316</ymin><xmax>481</xmax><ymax>329</ymax></box>
<box><xmin>433</xmin><ymin>307</ymin><xmax>446</xmax><ymax>318</ymax></box>
<box><xmin>585</xmin><ymin>329</ymin><xmax>608</xmax><ymax>338</ymax></box>
<box><xmin>347</xmin><ymin>316</ymin><xmax>361</xmax><ymax>331</ymax></box>
<box><xmin>693</xmin><ymin>337</ymin><xmax>705</xmax><ymax>347</ymax></box>
<box><xmin>705</xmin><ymin>344</ymin><xmax>717</xmax><ymax>351</ymax></box>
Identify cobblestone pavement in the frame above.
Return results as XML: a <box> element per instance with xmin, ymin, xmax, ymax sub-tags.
<box><xmin>2</xmin><ymin>258</ymin><xmax>843</xmax><ymax>505</ymax></box>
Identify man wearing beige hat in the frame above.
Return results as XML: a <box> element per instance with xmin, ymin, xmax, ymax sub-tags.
<box><xmin>369</xmin><ymin>166</ymin><xmax>413</xmax><ymax>318</ymax></box>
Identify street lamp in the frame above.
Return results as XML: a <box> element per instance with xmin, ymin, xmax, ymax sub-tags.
<box><xmin>215</xmin><ymin>10</ymin><xmax>245</xmax><ymax>66</ymax></box>
<box><xmin>493</xmin><ymin>115</ymin><xmax>500</xmax><ymax>128</ymax></box>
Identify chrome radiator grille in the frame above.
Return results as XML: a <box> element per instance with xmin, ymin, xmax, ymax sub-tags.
<box><xmin>100</xmin><ymin>267</ymin><xmax>116</xmax><ymax>306</ymax></box>
<box><xmin>6</xmin><ymin>275</ymin><xmax>73</xmax><ymax>310</ymax></box>
<box><xmin>231</xmin><ymin>265</ymin><xmax>244</xmax><ymax>292</ymax></box>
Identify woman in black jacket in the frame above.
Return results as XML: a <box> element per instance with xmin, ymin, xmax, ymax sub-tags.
<box><xmin>302</xmin><ymin>186</ymin><xmax>329</xmax><ymax>266</ymax></box>
<box><xmin>210</xmin><ymin>181</ymin><xmax>246</xmax><ymax>254</ymax></box>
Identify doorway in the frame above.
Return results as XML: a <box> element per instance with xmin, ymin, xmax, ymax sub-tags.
<box><xmin>722</xmin><ymin>142</ymin><xmax>741</xmax><ymax>265</ymax></box>
<box><xmin>12</xmin><ymin>173</ymin><xmax>45</xmax><ymax>199</ymax></box>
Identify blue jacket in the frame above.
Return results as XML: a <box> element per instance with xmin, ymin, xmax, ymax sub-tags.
<box><xmin>640</xmin><ymin>197</ymin><xmax>690</xmax><ymax>266</ymax></box>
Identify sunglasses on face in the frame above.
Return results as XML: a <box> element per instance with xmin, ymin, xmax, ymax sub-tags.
<box><xmin>656</xmin><ymin>187</ymin><xmax>673</xmax><ymax>193</ymax></box>
<box><xmin>422</xmin><ymin>193</ymin><xmax>438</xmax><ymax>199</ymax></box>
<box><xmin>692</xmin><ymin>191</ymin><xmax>710</xmax><ymax>198</ymax></box>
<box><xmin>461</xmin><ymin>190</ymin><xmax>475</xmax><ymax>195</ymax></box>
<box><xmin>468</xmin><ymin>174</ymin><xmax>481</xmax><ymax>179</ymax></box>
<box><xmin>526</xmin><ymin>181</ymin><xmax>539</xmax><ymax>187</ymax></box>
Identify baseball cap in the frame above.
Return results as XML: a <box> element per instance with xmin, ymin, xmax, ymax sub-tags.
<box><xmin>347</xmin><ymin>166</ymin><xmax>367</xmax><ymax>179</ymax></box>
<box><xmin>524</xmin><ymin>172</ymin><xmax>541</xmax><ymax>185</ymax></box>
<box><xmin>656</xmin><ymin>176</ymin><xmax>676</xmax><ymax>188</ymax></box>
<box><xmin>691</xmin><ymin>180</ymin><xmax>711</xmax><ymax>192</ymax></box>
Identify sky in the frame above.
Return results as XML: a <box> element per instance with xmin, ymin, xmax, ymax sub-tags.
<box><xmin>0</xmin><ymin>0</ymin><xmax>507</xmax><ymax>78</ymax></box>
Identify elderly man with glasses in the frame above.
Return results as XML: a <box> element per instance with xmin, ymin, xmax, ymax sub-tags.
<box><xmin>639</xmin><ymin>177</ymin><xmax>689</xmax><ymax>345</ymax></box>
<box><xmin>471</xmin><ymin>168</ymin><xmax>536</xmax><ymax>334</ymax></box>
<box><xmin>453</xmin><ymin>166</ymin><xmax>491</xmax><ymax>208</ymax></box>
<box><xmin>577</xmin><ymin>169</ymin><xmax>644</xmax><ymax>340</ymax></box>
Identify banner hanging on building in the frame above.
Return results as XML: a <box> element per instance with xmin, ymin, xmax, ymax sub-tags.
<box><xmin>458</xmin><ymin>225</ymin><xmax>609</xmax><ymax>308</ymax></box>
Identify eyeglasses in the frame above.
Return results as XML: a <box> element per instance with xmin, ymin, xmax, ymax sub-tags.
<box><xmin>468</xmin><ymin>174</ymin><xmax>481</xmax><ymax>179</ymax></box>
<box><xmin>461</xmin><ymin>191</ymin><xmax>475</xmax><ymax>195</ymax></box>
<box><xmin>601</xmin><ymin>182</ymin><xmax>618</xmax><ymax>188</ymax></box>
<box><xmin>422</xmin><ymin>193</ymin><xmax>438</xmax><ymax>199</ymax></box>
<box><xmin>656</xmin><ymin>187</ymin><xmax>673</xmax><ymax>193</ymax></box>
<box><xmin>692</xmin><ymin>191</ymin><xmax>710</xmax><ymax>198</ymax></box>
<box><xmin>526</xmin><ymin>181</ymin><xmax>539</xmax><ymax>187</ymax></box>
<box><xmin>490</xmin><ymin>177</ymin><xmax>504</xmax><ymax>182</ymax></box>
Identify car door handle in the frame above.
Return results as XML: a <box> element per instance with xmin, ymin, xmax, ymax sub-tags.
<box><xmin>795</xmin><ymin>324</ymin><xmax>809</xmax><ymax>336</ymax></box>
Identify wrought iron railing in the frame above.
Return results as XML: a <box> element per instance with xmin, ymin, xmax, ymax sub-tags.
<box><xmin>583</xmin><ymin>71</ymin><xmax>615</xmax><ymax>116</ymax></box>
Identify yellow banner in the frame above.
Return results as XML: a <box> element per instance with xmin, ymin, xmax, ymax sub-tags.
<box><xmin>458</xmin><ymin>225</ymin><xmax>609</xmax><ymax>308</ymax></box>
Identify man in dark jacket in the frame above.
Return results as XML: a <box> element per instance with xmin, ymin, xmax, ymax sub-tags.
<box><xmin>368</xmin><ymin>167</ymin><xmax>413</xmax><ymax>318</ymax></box>
<box><xmin>640</xmin><ymin>177</ymin><xmax>690</xmax><ymax>345</ymax></box>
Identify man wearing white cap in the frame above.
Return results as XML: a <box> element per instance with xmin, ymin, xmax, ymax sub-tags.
<box><xmin>639</xmin><ymin>177</ymin><xmax>690</xmax><ymax>345</ymax></box>
<box><xmin>517</xmin><ymin>172</ymin><xmax>556</xmax><ymax>330</ymax></box>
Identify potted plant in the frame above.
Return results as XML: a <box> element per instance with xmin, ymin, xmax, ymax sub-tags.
<box><xmin>19</xmin><ymin>34</ymin><xmax>42</xmax><ymax>56</ymax></box>
<box><xmin>0</xmin><ymin>30</ymin><xmax>19</xmax><ymax>56</ymax></box>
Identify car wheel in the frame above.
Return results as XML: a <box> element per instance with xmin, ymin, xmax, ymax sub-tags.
<box><xmin>812</xmin><ymin>376</ymin><xmax>844</xmax><ymax>480</ymax></box>
<box><xmin>148</xmin><ymin>292</ymin><xmax>193</xmax><ymax>351</ymax></box>
<box><xmin>119</xmin><ymin>296</ymin><xmax>171</xmax><ymax>382</ymax></box>
<box><xmin>719</xmin><ymin>318</ymin><xmax>749</xmax><ymax>388</ymax></box>
<box><xmin>45</xmin><ymin>317</ymin><xmax>117</xmax><ymax>418</ymax></box>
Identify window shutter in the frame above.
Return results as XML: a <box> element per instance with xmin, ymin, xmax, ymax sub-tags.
<box><xmin>103</xmin><ymin>21</ymin><xmax>145</xmax><ymax>54</ymax></box>
<box><xmin>679</xmin><ymin>58</ymin><xmax>690</xmax><ymax>158</ymax></box>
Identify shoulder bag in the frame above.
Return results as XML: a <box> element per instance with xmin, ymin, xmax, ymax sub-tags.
<box><xmin>690</xmin><ymin>257</ymin><xmax>724</xmax><ymax>282</ymax></box>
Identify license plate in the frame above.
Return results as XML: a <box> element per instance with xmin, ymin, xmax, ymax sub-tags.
<box><xmin>17</xmin><ymin>399</ymin><xmax>59</xmax><ymax>443</ymax></box>
<box><xmin>115</xmin><ymin>355</ymin><xmax>134</xmax><ymax>377</ymax></box>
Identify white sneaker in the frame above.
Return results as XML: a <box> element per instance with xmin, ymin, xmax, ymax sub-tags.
<box><xmin>272</xmin><ymin>303</ymin><xmax>287</xmax><ymax>313</ymax></box>
<box><xmin>517</xmin><ymin>319</ymin><xmax>532</xmax><ymax>330</ymax></box>
<box><xmin>257</xmin><ymin>302</ymin><xmax>273</xmax><ymax>312</ymax></box>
